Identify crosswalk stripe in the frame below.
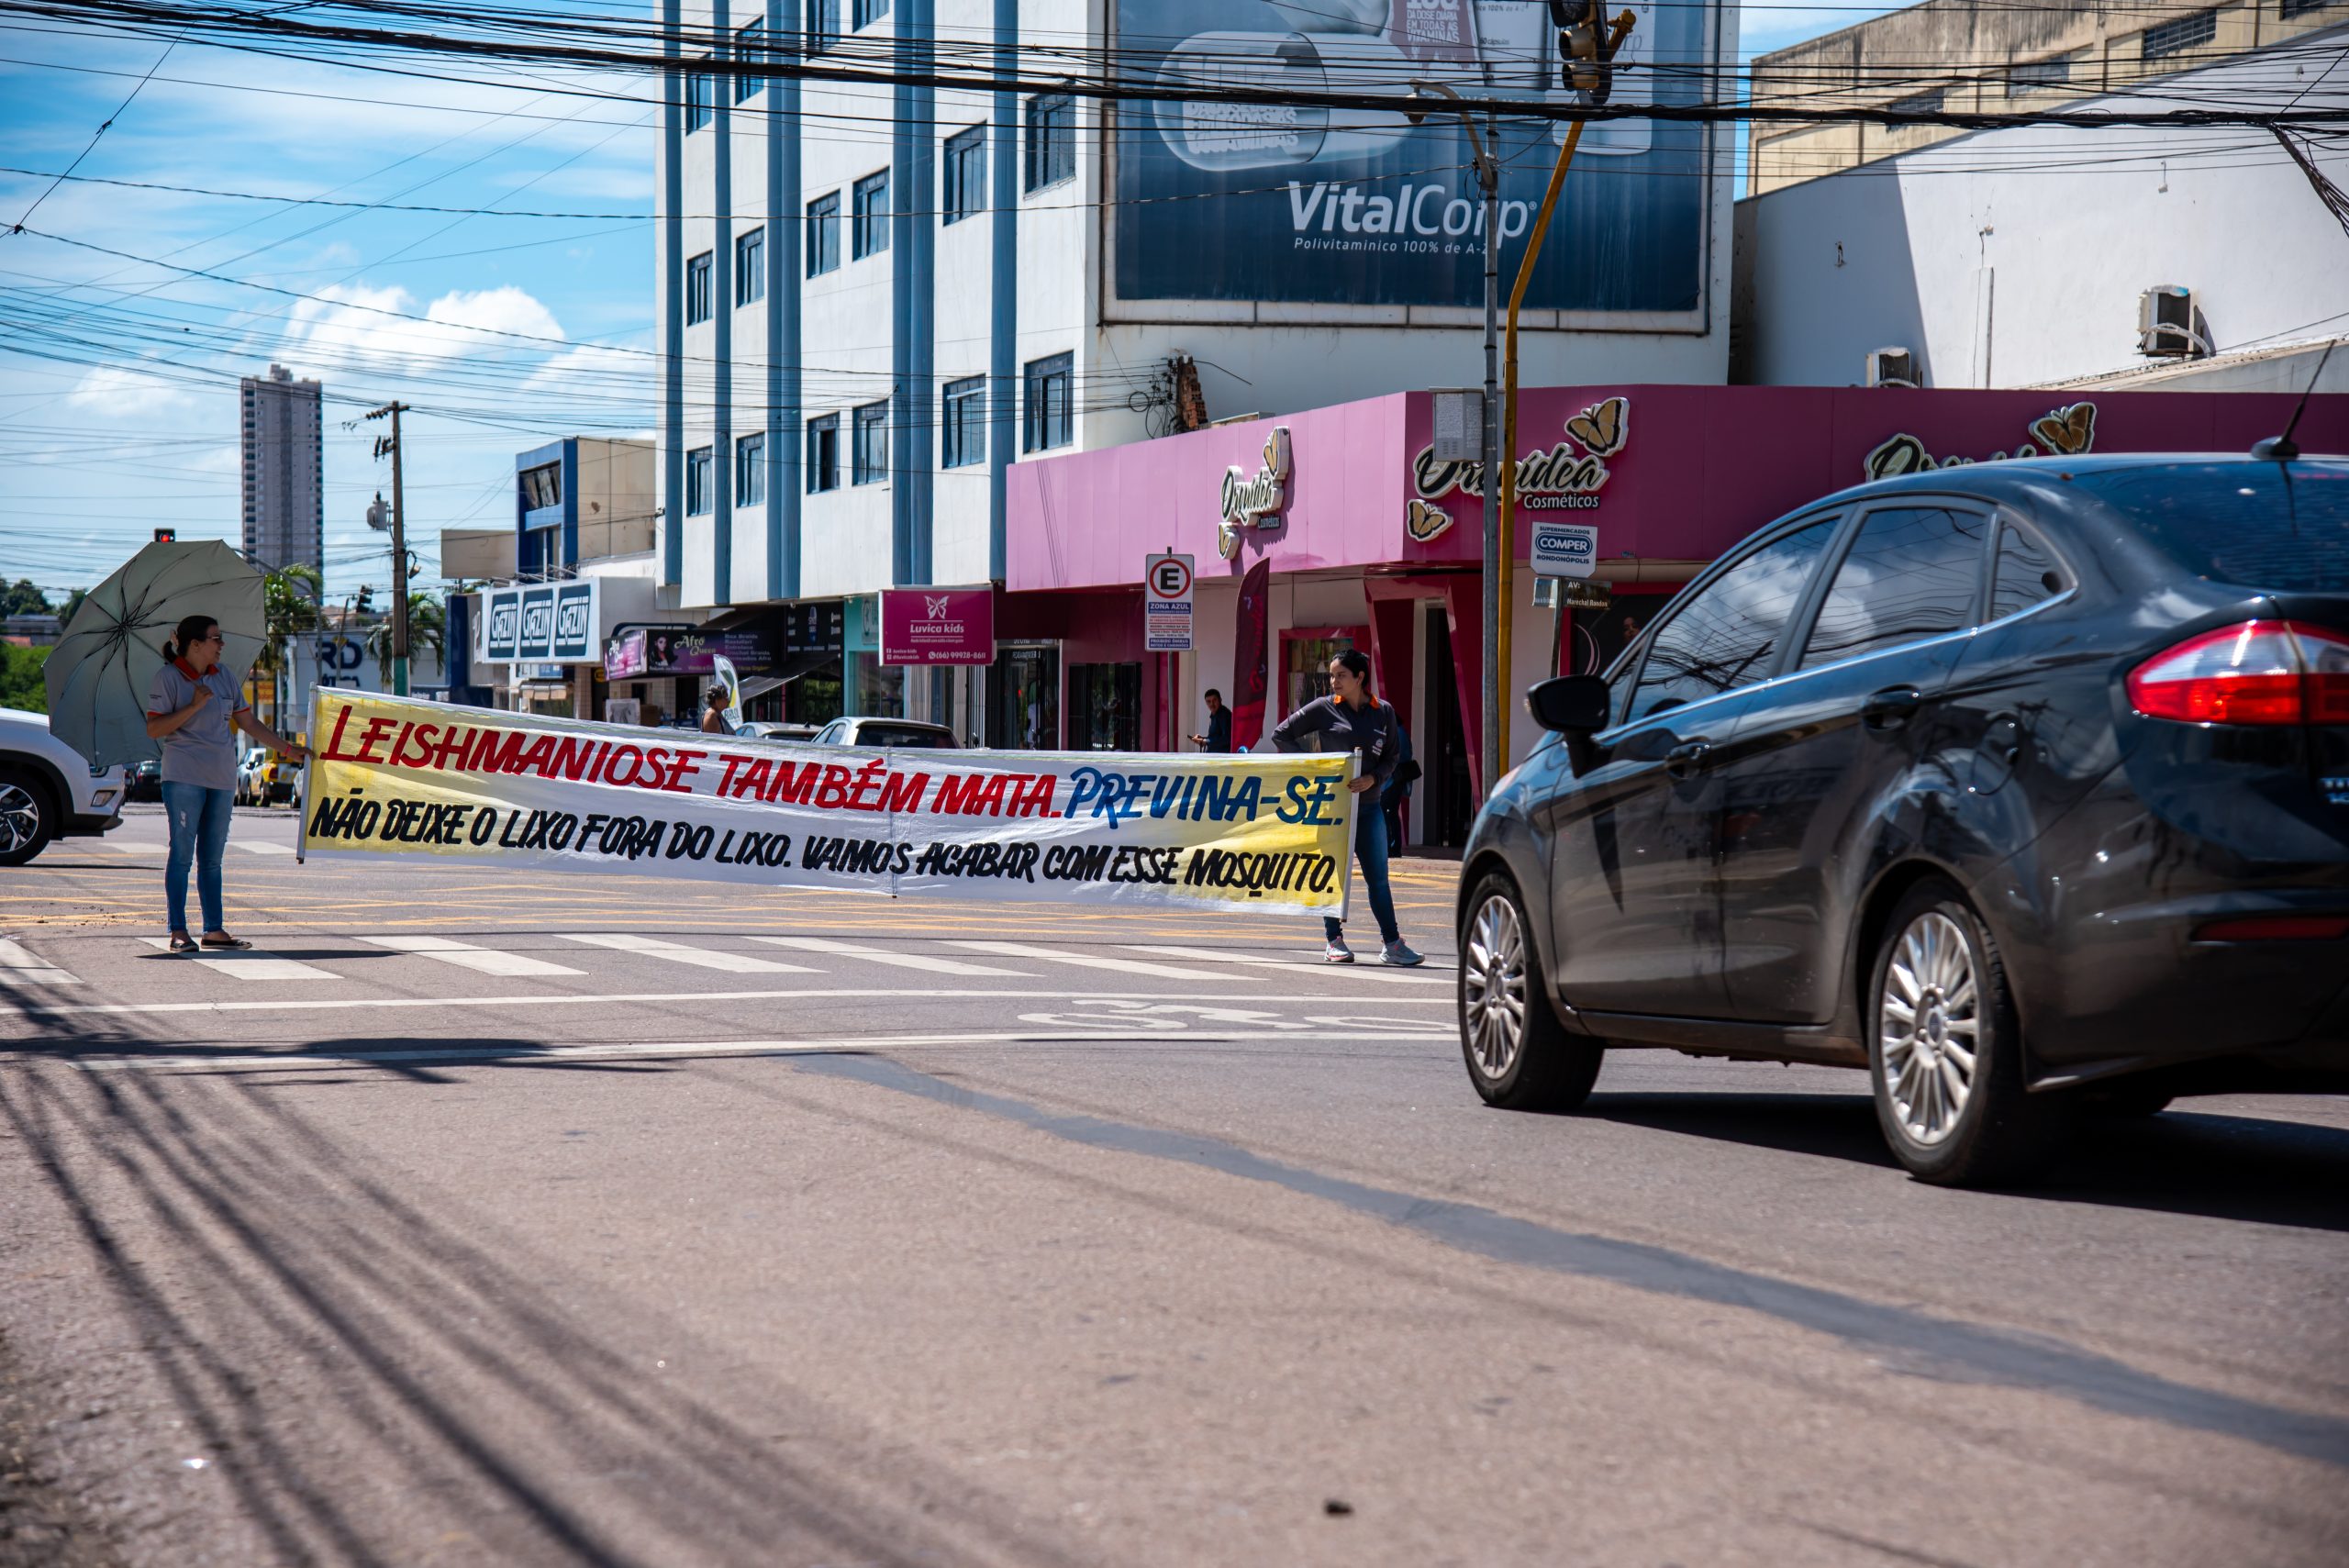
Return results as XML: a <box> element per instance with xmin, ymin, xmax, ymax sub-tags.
<box><xmin>0</xmin><ymin>937</ymin><xmax>78</xmax><ymax>985</ymax></box>
<box><xmin>238</xmin><ymin>840</ymin><xmax>298</xmax><ymax>856</ymax></box>
<box><xmin>949</xmin><ymin>940</ymin><xmax>1235</xmax><ymax>981</ymax></box>
<box><xmin>1125</xmin><ymin>945</ymin><xmax>1454</xmax><ymax>985</ymax></box>
<box><xmin>555</xmin><ymin>932</ymin><xmax>820</xmax><ymax>973</ymax></box>
<box><xmin>133</xmin><ymin>937</ymin><xmax>340</xmax><ymax>981</ymax></box>
<box><xmin>746</xmin><ymin>935</ymin><xmax>1033</xmax><ymax>975</ymax></box>
<box><xmin>361</xmin><ymin>935</ymin><xmax>585</xmax><ymax>977</ymax></box>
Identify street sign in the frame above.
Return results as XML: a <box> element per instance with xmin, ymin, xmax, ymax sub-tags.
<box><xmin>1144</xmin><ymin>551</ymin><xmax>1195</xmax><ymax>652</ymax></box>
<box><xmin>1530</xmin><ymin>522</ymin><xmax>1598</xmax><ymax>580</ymax></box>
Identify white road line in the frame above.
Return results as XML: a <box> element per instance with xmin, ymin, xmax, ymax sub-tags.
<box><xmin>950</xmin><ymin>940</ymin><xmax>1236</xmax><ymax>981</ymax></box>
<box><xmin>6</xmin><ymin>985</ymin><xmax>1454</xmax><ymax>1018</ymax></box>
<box><xmin>361</xmin><ymin>935</ymin><xmax>585</xmax><ymax>978</ymax></box>
<box><xmin>0</xmin><ymin>938</ymin><xmax>78</xmax><ymax>986</ymax></box>
<box><xmin>1125</xmin><ymin>945</ymin><xmax>1454</xmax><ymax>985</ymax></box>
<box><xmin>555</xmin><ymin>932</ymin><xmax>819</xmax><ymax>973</ymax></box>
<box><xmin>132</xmin><ymin>937</ymin><xmax>340</xmax><ymax>981</ymax></box>
<box><xmin>746</xmin><ymin>936</ymin><xmax>1033</xmax><ymax>976</ymax></box>
<box><xmin>237</xmin><ymin>840</ymin><xmax>298</xmax><ymax>856</ymax></box>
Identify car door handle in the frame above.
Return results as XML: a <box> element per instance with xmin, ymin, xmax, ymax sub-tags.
<box><xmin>1664</xmin><ymin>740</ymin><xmax>1713</xmax><ymax>779</ymax></box>
<box><xmin>1861</xmin><ymin>686</ymin><xmax>1923</xmax><ymax>732</ymax></box>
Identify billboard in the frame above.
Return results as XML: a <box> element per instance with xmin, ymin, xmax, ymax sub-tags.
<box><xmin>481</xmin><ymin>580</ymin><xmax>600</xmax><ymax>664</ymax></box>
<box><xmin>881</xmin><ymin>587</ymin><xmax>996</xmax><ymax>666</ymax></box>
<box><xmin>1110</xmin><ymin>1</ymin><xmax>1714</xmax><ymax>315</ymax></box>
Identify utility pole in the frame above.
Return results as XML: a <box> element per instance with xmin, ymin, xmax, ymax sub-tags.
<box><xmin>364</xmin><ymin>401</ymin><xmax>411</xmax><ymax>696</ymax></box>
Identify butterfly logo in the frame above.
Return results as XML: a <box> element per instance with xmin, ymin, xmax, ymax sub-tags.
<box><xmin>1404</xmin><ymin>498</ymin><xmax>1455</xmax><ymax>544</ymax></box>
<box><xmin>2030</xmin><ymin>402</ymin><xmax>2097</xmax><ymax>456</ymax></box>
<box><xmin>1564</xmin><ymin>395</ymin><xmax>1629</xmax><ymax>458</ymax></box>
<box><xmin>925</xmin><ymin>595</ymin><xmax>952</xmax><ymax>619</ymax></box>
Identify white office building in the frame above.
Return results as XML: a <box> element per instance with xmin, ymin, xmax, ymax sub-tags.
<box><xmin>239</xmin><ymin>363</ymin><xmax>324</xmax><ymax>575</ymax></box>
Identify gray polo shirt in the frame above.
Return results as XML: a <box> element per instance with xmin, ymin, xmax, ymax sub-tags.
<box><xmin>146</xmin><ymin>660</ymin><xmax>249</xmax><ymax>793</ymax></box>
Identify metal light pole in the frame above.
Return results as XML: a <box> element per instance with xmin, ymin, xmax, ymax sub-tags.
<box><xmin>365</xmin><ymin>401</ymin><xmax>411</xmax><ymax>696</ymax></box>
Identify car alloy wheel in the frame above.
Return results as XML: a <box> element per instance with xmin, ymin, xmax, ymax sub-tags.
<box><xmin>1463</xmin><ymin>892</ymin><xmax>1529</xmax><ymax>1084</ymax></box>
<box><xmin>1877</xmin><ymin>910</ymin><xmax>1980</xmax><ymax>1146</ymax></box>
<box><xmin>0</xmin><ymin>775</ymin><xmax>50</xmax><ymax>865</ymax></box>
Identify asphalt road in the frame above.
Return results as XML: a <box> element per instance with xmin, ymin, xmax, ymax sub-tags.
<box><xmin>2</xmin><ymin>805</ymin><xmax>2345</xmax><ymax>1568</ymax></box>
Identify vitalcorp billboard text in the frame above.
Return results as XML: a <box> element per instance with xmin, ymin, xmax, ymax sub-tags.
<box><xmin>1111</xmin><ymin>1</ymin><xmax>1716</xmax><ymax>316</ymax></box>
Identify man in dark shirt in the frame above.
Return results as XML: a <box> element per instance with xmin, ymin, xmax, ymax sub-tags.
<box><xmin>1192</xmin><ymin>689</ymin><xmax>1232</xmax><ymax>753</ymax></box>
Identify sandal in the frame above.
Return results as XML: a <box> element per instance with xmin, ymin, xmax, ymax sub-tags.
<box><xmin>198</xmin><ymin>933</ymin><xmax>253</xmax><ymax>951</ymax></box>
<box><xmin>167</xmin><ymin>933</ymin><xmax>198</xmax><ymax>954</ymax></box>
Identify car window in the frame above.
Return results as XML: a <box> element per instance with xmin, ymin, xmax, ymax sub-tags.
<box><xmin>1799</xmin><ymin>504</ymin><xmax>1991</xmax><ymax>670</ymax></box>
<box><xmin>1627</xmin><ymin>518</ymin><xmax>1837</xmax><ymax>722</ymax></box>
<box><xmin>2067</xmin><ymin>461</ymin><xmax>2349</xmax><ymax>591</ymax></box>
<box><xmin>861</xmin><ymin>724</ymin><xmax>954</xmax><ymax>749</ymax></box>
<box><xmin>815</xmin><ymin>721</ymin><xmax>843</xmax><ymax>744</ymax></box>
<box><xmin>1989</xmin><ymin>520</ymin><xmax>2070</xmax><ymax>621</ymax></box>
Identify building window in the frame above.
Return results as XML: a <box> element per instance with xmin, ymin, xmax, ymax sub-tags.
<box><xmin>943</xmin><ymin>128</ymin><xmax>985</xmax><ymax>224</ymax></box>
<box><xmin>806</xmin><ymin>415</ymin><xmax>840</xmax><ymax>493</ymax></box>
<box><xmin>1023</xmin><ymin>352</ymin><xmax>1073</xmax><ymax>452</ymax></box>
<box><xmin>736</xmin><ymin>227</ymin><xmax>765</xmax><ymax>306</ymax></box>
<box><xmin>685</xmin><ymin>251</ymin><xmax>713</xmax><ymax>324</ymax></box>
<box><xmin>2143</xmin><ymin>9</ymin><xmax>2217</xmax><ymax>59</ymax></box>
<box><xmin>1887</xmin><ymin>89</ymin><xmax>1942</xmax><ymax>117</ymax></box>
<box><xmin>2005</xmin><ymin>58</ymin><xmax>2070</xmax><ymax>95</ymax></box>
<box><xmin>2279</xmin><ymin>0</ymin><xmax>2331</xmax><ymax>17</ymax></box>
<box><xmin>807</xmin><ymin>0</ymin><xmax>839</xmax><ymax>53</ymax></box>
<box><xmin>685</xmin><ymin>67</ymin><xmax>714</xmax><ymax>132</ymax></box>
<box><xmin>1025</xmin><ymin>94</ymin><xmax>1074</xmax><ymax>192</ymax></box>
<box><xmin>941</xmin><ymin>376</ymin><xmax>985</xmax><ymax>469</ymax></box>
<box><xmin>853</xmin><ymin>0</ymin><xmax>889</xmax><ymax>26</ymax></box>
<box><xmin>734</xmin><ymin>21</ymin><xmax>763</xmax><ymax>103</ymax></box>
<box><xmin>736</xmin><ymin>432</ymin><xmax>766</xmax><ymax>507</ymax></box>
<box><xmin>853</xmin><ymin>401</ymin><xmax>890</xmax><ymax>485</ymax></box>
<box><xmin>806</xmin><ymin>192</ymin><xmax>840</xmax><ymax>276</ymax></box>
<box><xmin>852</xmin><ymin>170</ymin><xmax>890</xmax><ymax>259</ymax></box>
<box><xmin>520</xmin><ymin>462</ymin><xmax>562</xmax><ymax>511</ymax></box>
<box><xmin>686</xmin><ymin>446</ymin><xmax>715</xmax><ymax>515</ymax></box>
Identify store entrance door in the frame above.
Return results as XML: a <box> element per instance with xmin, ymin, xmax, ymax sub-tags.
<box><xmin>990</xmin><ymin>643</ymin><xmax>1062</xmax><ymax>750</ymax></box>
<box><xmin>1422</xmin><ymin>602</ymin><xmax>1474</xmax><ymax>849</ymax></box>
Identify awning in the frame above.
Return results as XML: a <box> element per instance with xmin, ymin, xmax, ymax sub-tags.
<box><xmin>736</xmin><ymin>675</ymin><xmax>784</xmax><ymax>702</ymax></box>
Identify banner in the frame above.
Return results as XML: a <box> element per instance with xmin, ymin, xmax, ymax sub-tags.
<box><xmin>1231</xmin><ymin>557</ymin><xmax>1272</xmax><ymax>750</ymax></box>
<box><xmin>300</xmin><ymin>692</ymin><xmax>1357</xmax><ymax>917</ymax></box>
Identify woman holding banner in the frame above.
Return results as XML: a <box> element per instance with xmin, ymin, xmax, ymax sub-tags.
<box><xmin>1269</xmin><ymin>650</ymin><xmax>1424</xmax><ymax>967</ymax></box>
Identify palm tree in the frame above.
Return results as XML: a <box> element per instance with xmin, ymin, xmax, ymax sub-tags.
<box><xmin>366</xmin><ymin>593</ymin><xmax>446</xmax><ymax>684</ymax></box>
<box><xmin>252</xmin><ymin>564</ymin><xmax>323</xmax><ymax>721</ymax></box>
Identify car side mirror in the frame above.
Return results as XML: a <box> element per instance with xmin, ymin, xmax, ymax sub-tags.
<box><xmin>1526</xmin><ymin>675</ymin><xmax>1611</xmax><ymax>734</ymax></box>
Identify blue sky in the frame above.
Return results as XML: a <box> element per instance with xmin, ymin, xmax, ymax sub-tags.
<box><xmin>0</xmin><ymin>6</ymin><xmax>1891</xmax><ymax>606</ymax></box>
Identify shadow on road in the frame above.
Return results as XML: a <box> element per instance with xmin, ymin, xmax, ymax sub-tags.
<box><xmin>0</xmin><ymin>1000</ymin><xmax>1085</xmax><ymax>1568</ymax></box>
<box><xmin>1583</xmin><ymin>1090</ymin><xmax>2349</xmax><ymax>1233</ymax></box>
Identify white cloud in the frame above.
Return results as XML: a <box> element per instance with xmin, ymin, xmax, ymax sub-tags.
<box><xmin>285</xmin><ymin>282</ymin><xmax>566</xmax><ymax>373</ymax></box>
<box><xmin>65</xmin><ymin>364</ymin><xmax>191</xmax><ymax>417</ymax></box>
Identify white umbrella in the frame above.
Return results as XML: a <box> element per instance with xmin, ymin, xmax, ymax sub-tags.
<box><xmin>44</xmin><ymin>540</ymin><xmax>267</xmax><ymax>769</ymax></box>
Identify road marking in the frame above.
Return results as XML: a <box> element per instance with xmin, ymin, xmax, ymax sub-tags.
<box><xmin>746</xmin><ymin>936</ymin><xmax>1032</xmax><ymax>975</ymax></box>
<box><xmin>237</xmin><ymin>840</ymin><xmax>297</xmax><ymax>856</ymax></box>
<box><xmin>950</xmin><ymin>940</ymin><xmax>1236</xmax><ymax>981</ymax></box>
<box><xmin>6</xmin><ymin>986</ymin><xmax>1454</xmax><ymax>1018</ymax></box>
<box><xmin>1125</xmin><ymin>945</ymin><xmax>1454</xmax><ymax>985</ymax></box>
<box><xmin>132</xmin><ymin>937</ymin><xmax>340</xmax><ymax>981</ymax></box>
<box><xmin>555</xmin><ymin>932</ymin><xmax>819</xmax><ymax>973</ymax></box>
<box><xmin>0</xmin><ymin>938</ymin><xmax>77</xmax><ymax>986</ymax></box>
<box><xmin>361</xmin><ymin>935</ymin><xmax>585</xmax><ymax>978</ymax></box>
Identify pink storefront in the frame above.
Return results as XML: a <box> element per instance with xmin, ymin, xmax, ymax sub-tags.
<box><xmin>1005</xmin><ymin>383</ymin><xmax>2349</xmax><ymax>849</ymax></box>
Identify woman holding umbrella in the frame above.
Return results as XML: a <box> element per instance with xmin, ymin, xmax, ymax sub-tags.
<box><xmin>144</xmin><ymin>614</ymin><xmax>308</xmax><ymax>952</ymax></box>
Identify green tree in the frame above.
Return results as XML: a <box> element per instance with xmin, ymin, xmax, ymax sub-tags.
<box><xmin>56</xmin><ymin>587</ymin><xmax>90</xmax><ymax>628</ymax></box>
<box><xmin>366</xmin><ymin>593</ymin><xmax>446</xmax><ymax>684</ymax></box>
<box><xmin>0</xmin><ymin>644</ymin><xmax>50</xmax><ymax>712</ymax></box>
<box><xmin>2</xmin><ymin>579</ymin><xmax>50</xmax><ymax>617</ymax></box>
<box><xmin>253</xmin><ymin>564</ymin><xmax>324</xmax><ymax>684</ymax></box>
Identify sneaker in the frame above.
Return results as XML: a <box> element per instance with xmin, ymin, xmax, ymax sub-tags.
<box><xmin>1323</xmin><ymin>937</ymin><xmax>1355</xmax><ymax>964</ymax></box>
<box><xmin>1380</xmin><ymin>940</ymin><xmax>1425</xmax><ymax>968</ymax></box>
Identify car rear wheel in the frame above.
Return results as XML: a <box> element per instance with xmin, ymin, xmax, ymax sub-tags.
<box><xmin>1869</xmin><ymin>879</ymin><xmax>2067</xmax><ymax>1185</ymax></box>
<box><xmin>0</xmin><ymin>769</ymin><xmax>56</xmax><ymax>867</ymax></box>
<box><xmin>1459</xmin><ymin>873</ymin><xmax>1602</xmax><ymax>1111</ymax></box>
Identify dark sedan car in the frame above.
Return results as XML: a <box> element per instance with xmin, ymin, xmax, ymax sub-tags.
<box><xmin>1458</xmin><ymin>453</ymin><xmax>2349</xmax><ymax>1184</ymax></box>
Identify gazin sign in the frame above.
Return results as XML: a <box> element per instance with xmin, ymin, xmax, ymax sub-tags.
<box><xmin>1218</xmin><ymin>426</ymin><xmax>1292</xmax><ymax>560</ymax></box>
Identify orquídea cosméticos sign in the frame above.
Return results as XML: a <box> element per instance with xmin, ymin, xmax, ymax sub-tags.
<box><xmin>299</xmin><ymin>692</ymin><xmax>1358</xmax><ymax>917</ymax></box>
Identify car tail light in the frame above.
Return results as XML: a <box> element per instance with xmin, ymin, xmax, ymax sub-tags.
<box><xmin>2127</xmin><ymin>621</ymin><xmax>2349</xmax><ymax>726</ymax></box>
<box><xmin>2192</xmin><ymin>915</ymin><xmax>2349</xmax><ymax>941</ymax></box>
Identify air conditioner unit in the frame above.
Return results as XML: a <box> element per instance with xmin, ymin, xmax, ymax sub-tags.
<box><xmin>1865</xmin><ymin>347</ymin><xmax>1920</xmax><ymax>387</ymax></box>
<box><xmin>2139</xmin><ymin>285</ymin><xmax>2200</xmax><ymax>357</ymax></box>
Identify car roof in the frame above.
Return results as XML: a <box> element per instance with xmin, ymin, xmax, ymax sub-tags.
<box><xmin>1794</xmin><ymin>451</ymin><xmax>2349</xmax><ymax>516</ymax></box>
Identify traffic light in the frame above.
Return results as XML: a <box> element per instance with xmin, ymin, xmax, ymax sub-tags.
<box><xmin>152</xmin><ymin>527</ymin><xmax>176</xmax><ymax>543</ymax></box>
<box><xmin>1550</xmin><ymin>0</ymin><xmax>1624</xmax><ymax>106</ymax></box>
<box><xmin>356</xmin><ymin>585</ymin><xmax>373</xmax><ymax>615</ymax></box>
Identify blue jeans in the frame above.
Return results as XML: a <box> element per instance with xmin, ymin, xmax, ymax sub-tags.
<box><xmin>1326</xmin><ymin>803</ymin><xmax>1401</xmax><ymax>947</ymax></box>
<box><xmin>162</xmin><ymin>782</ymin><xmax>233</xmax><ymax>935</ymax></box>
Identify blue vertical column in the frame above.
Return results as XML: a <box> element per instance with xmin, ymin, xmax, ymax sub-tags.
<box><xmin>891</xmin><ymin>0</ymin><xmax>936</xmax><ymax>588</ymax></box>
<box><xmin>711</xmin><ymin>4</ymin><xmax>735</xmax><ymax>605</ymax></box>
<box><xmin>662</xmin><ymin>0</ymin><xmax>686</xmax><ymax>587</ymax></box>
<box><xmin>987</xmin><ymin>0</ymin><xmax>1018</xmax><ymax>584</ymax></box>
<box><xmin>767</xmin><ymin>0</ymin><xmax>802</xmax><ymax>602</ymax></box>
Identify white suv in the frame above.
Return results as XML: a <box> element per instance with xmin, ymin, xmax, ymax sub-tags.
<box><xmin>0</xmin><ymin>706</ymin><xmax>127</xmax><ymax>865</ymax></box>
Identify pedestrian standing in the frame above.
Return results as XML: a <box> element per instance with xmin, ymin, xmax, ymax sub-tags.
<box><xmin>1192</xmin><ymin>688</ymin><xmax>1233</xmax><ymax>753</ymax></box>
<box><xmin>702</xmin><ymin>685</ymin><xmax>732</xmax><ymax>735</ymax></box>
<box><xmin>143</xmin><ymin>614</ymin><xmax>308</xmax><ymax>953</ymax></box>
<box><xmin>1268</xmin><ymin>650</ymin><xmax>1423</xmax><ymax>966</ymax></box>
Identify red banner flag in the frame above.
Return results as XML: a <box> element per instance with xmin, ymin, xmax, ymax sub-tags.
<box><xmin>1230</xmin><ymin>556</ymin><xmax>1271</xmax><ymax>751</ymax></box>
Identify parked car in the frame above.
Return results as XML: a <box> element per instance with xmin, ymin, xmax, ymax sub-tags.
<box><xmin>734</xmin><ymin>720</ymin><xmax>820</xmax><ymax>743</ymax></box>
<box><xmin>126</xmin><ymin>757</ymin><xmax>163</xmax><ymax>802</ymax></box>
<box><xmin>1458</xmin><ymin>452</ymin><xmax>2349</xmax><ymax>1185</ymax></box>
<box><xmin>808</xmin><ymin>717</ymin><xmax>962</xmax><ymax>749</ymax></box>
<box><xmin>236</xmin><ymin>743</ymin><xmax>301</xmax><ymax>806</ymax></box>
<box><xmin>0</xmin><ymin>706</ymin><xmax>127</xmax><ymax>865</ymax></box>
